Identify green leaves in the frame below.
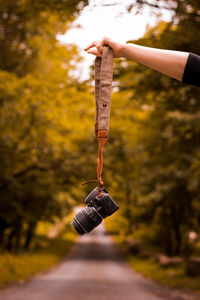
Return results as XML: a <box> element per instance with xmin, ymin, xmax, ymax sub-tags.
<box><xmin>0</xmin><ymin>0</ymin><xmax>90</xmax><ymax>251</ymax></box>
<box><xmin>105</xmin><ymin>13</ymin><xmax>200</xmax><ymax>256</ymax></box>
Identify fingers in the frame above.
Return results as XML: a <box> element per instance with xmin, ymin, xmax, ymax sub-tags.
<box><xmin>87</xmin><ymin>49</ymin><xmax>102</xmax><ymax>57</ymax></box>
<box><xmin>84</xmin><ymin>36</ymin><xmax>111</xmax><ymax>57</ymax></box>
<box><xmin>84</xmin><ymin>37</ymin><xmax>123</xmax><ymax>58</ymax></box>
<box><xmin>84</xmin><ymin>41</ymin><xmax>101</xmax><ymax>57</ymax></box>
<box><xmin>84</xmin><ymin>41</ymin><xmax>103</xmax><ymax>57</ymax></box>
<box><xmin>84</xmin><ymin>41</ymin><xmax>97</xmax><ymax>51</ymax></box>
<box><xmin>96</xmin><ymin>40</ymin><xmax>104</xmax><ymax>55</ymax></box>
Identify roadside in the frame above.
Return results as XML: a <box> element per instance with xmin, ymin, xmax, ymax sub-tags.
<box><xmin>0</xmin><ymin>224</ymin><xmax>195</xmax><ymax>300</ymax></box>
<box><xmin>1</xmin><ymin>215</ymin><xmax>199</xmax><ymax>300</ymax></box>
<box><xmin>104</xmin><ymin>218</ymin><xmax>200</xmax><ymax>298</ymax></box>
<box><xmin>0</xmin><ymin>218</ymin><xmax>77</xmax><ymax>288</ymax></box>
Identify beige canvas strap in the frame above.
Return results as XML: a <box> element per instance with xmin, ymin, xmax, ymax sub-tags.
<box><xmin>95</xmin><ymin>46</ymin><xmax>113</xmax><ymax>196</ymax></box>
<box><xmin>81</xmin><ymin>46</ymin><xmax>114</xmax><ymax>197</ymax></box>
<box><xmin>94</xmin><ymin>45</ymin><xmax>114</xmax><ymax>147</ymax></box>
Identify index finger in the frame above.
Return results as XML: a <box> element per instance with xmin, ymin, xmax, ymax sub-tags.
<box><xmin>84</xmin><ymin>41</ymin><xmax>96</xmax><ymax>51</ymax></box>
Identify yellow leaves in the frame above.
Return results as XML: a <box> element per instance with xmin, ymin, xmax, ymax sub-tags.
<box><xmin>143</xmin><ymin>21</ymin><xmax>171</xmax><ymax>40</ymax></box>
<box><xmin>166</xmin><ymin>110</ymin><xmax>199</xmax><ymax>122</ymax></box>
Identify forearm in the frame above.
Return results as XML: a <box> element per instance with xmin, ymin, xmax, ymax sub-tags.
<box><xmin>121</xmin><ymin>43</ymin><xmax>189</xmax><ymax>81</ymax></box>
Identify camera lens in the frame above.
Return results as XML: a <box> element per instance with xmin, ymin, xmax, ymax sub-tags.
<box><xmin>71</xmin><ymin>218</ymin><xmax>86</xmax><ymax>235</ymax></box>
<box><xmin>71</xmin><ymin>206</ymin><xmax>102</xmax><ymax>235</ymax></box>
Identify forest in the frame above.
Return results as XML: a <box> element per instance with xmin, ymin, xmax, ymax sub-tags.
<box><xmin>0</xmin><ymin>0</ymin><xmax>199</xmax><ymax>266</ymax></box>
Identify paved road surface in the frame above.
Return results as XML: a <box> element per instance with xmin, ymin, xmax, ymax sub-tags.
<box><xmin>0</xmin><ymin>224</ymin><xmax>198</xmax><ymax>300</ymax></box>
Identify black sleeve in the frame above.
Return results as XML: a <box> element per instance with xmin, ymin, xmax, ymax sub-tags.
<box><xmin>182</xmin><ymin>52</ymin><xmax>200</xmax><ymax>87</ymax></box>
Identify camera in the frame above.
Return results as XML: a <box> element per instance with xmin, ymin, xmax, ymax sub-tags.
<box><xmin>71</xmin><ymin>187</ymin><xmax>119</xmax><ymax>235</ymax></box>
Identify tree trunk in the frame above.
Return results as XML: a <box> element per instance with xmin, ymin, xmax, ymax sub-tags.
<box><xmin>164</xmin><ymin>208</ymin><xmax>173</xmax><ymax>256</ymax></box>
<box><xmin>14</xmin><ymin>222</ymin><xmax>22</xmax><ymax>252</ymax></box>
<box><xmin>174</xmin><ymin>223</ymin><xmax>181</xmax><ymax>255</ymax></box>
<box><xmin>6</xmin><ymin>227</ymin><xmax>15</xmax><ymax>250</ymax></box>
<box><xmin>0</xmin><ymin>218</ymin><xmax>10</xmax><ymax>249</ymax></box>
<box><xmin>0</xmin><ymin>230</ymin><xmax>5</xmax><ymax>248</ymax></box>
<box><xmin>24</xmin><ymin>221</ymin><xmax>36</xmax><ymax>250</ymax></box>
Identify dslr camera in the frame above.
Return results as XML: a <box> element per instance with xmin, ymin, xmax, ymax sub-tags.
<box><xmin>71</xmin><ymin>187</ymin><xmax>119</xmax><ymax>235</ymax></box>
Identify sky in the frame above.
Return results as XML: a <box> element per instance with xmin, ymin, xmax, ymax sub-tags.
<box><xmin>57</xmin><ymin>0</ymin><xmax>172</xmax><ymax>81</ymax></box>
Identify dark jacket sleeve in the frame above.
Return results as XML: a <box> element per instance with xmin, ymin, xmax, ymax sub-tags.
<box><xmin>182</xmin><ymin>53</ymin><xmax>200</xmax><ymax>87</ymax></box>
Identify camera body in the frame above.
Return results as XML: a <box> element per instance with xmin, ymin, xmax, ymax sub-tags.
<box><xmin>71</xmin><ymin>187</ymin><xmax>119</xmax><ymax>235</ymax></box>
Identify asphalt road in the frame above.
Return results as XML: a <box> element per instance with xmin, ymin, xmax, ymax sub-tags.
<box><xmin>0</xmin><ymin>224</ymin><xmax>198</xmax><ymax>300</ymax></box>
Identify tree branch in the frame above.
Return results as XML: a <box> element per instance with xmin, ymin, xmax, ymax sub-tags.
<box><xmin>0</xmin><ymin>164</ymin><xmax>48</xmax><ymax>191</ymax></box>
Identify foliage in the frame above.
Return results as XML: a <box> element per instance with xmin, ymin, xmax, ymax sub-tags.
<box><xmin>0</xmin><ymin>223</ymin><xmax>77</xmax><ymax>288</ymax></box>
<box><xmin>0</xmin><ymin>0</ymin><xmax>200</xmax><ymax>267</ymax></box>
<box><xmin>0</xmin><ymin>0</ymin><xmax>92</xmax><ymax>252</ymax></box>
<box><xmin>103</xmin><ymin>1</ymin><xmax>200</xmax><ymax>257</ymax></box>
<box><xmin>107</xmin><ymin>232</ymin><xmax>200</xmax><ymax>294</ymax></box>
<box><xmin>128</xmin><ymin>255</ymin><xmax>200</xmax><ymax>293</ymax></box>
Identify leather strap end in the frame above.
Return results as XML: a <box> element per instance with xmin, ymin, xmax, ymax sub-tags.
<box><xmin>98</xmin><ymin>129</ymin><xmax>108</xmax><ymax>147</ymax></box>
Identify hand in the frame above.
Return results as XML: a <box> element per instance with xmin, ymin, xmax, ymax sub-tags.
<box><xmin>84</xmin><ymin>36</ymin><xmax>125</xmax><ymax>58</ymax></box>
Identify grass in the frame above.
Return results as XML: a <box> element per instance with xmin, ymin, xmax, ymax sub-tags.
<box><xmin>112</xmin><ymin>234</ymin><xmax>200</xmax><ymax>294</ymax></box>
<box><xmin>0</xmin><ymin>223</ymin><xmax>77</xmax><ymax>288</ymax></box>
<box><xmin>128</xmin><ymin>255</ymin><xmax>200</xmax><ymax>292</ymax></box>
<box><xmin>104</xmin><ymin>218</ymin><xmax>200</xmax><ymax>295</ymax></box>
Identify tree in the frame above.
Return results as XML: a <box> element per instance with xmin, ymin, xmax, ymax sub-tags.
<box><xmin>104</xmin><ymin>2</ymin><xmax>200</xmax><ymax>256</ymax></box>
<box><xmin>0</xmin><ymin>0</ymin><xmax>92</xmax><ymax>251</ymax></box>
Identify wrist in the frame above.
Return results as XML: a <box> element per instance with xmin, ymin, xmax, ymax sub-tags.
<box><xmin>119</xmin><ymin>43</ymin><xmax>128</xmax><ymax>58</ymax></box>
<box><xmin>120</xmin><ymin>43</ymin><xmax>135</xmax><ymax>59</ymax></box>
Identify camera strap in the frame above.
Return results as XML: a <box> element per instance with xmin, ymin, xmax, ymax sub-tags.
<box><xmin>95</xmin><ymin>46</ymin><xmax>113</xmax><ymax>196</ymax></box>
<box><xmin>94</xmin><ymin>45</ymin><xmax>113</xmax><ymax>142</ymax></box>
<box><xmin>82</xmin><ymin>45</ymin><xmax>114</xmax><ymax>197</ymax></box>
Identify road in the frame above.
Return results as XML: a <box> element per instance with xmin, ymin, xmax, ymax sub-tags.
<box><xmin>0</xmin><ymin>224</ymin><xmax>198</xmax><ymax>300</ymax></box>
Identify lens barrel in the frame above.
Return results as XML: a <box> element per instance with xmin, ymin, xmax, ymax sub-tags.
<box><xmin>71</xmin><ymin>218</ymin><xmax>86</xmax><ymax>235</ymax></box>
<box><xmin>71</xmin><ymin>206</ymin><xmax>102</xmax><ymax>235</ymax></box>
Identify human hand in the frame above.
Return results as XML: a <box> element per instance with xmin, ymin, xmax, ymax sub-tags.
<box><xmin>84</xmin><ymin>36</ymin><xmax>125</xmax><ymax>58</ymax></box>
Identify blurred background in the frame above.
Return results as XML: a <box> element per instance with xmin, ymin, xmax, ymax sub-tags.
<box><xmin>0</xmin><ymin>0</ymin><xmax>200</xmax><ymax>292</ymax></box>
